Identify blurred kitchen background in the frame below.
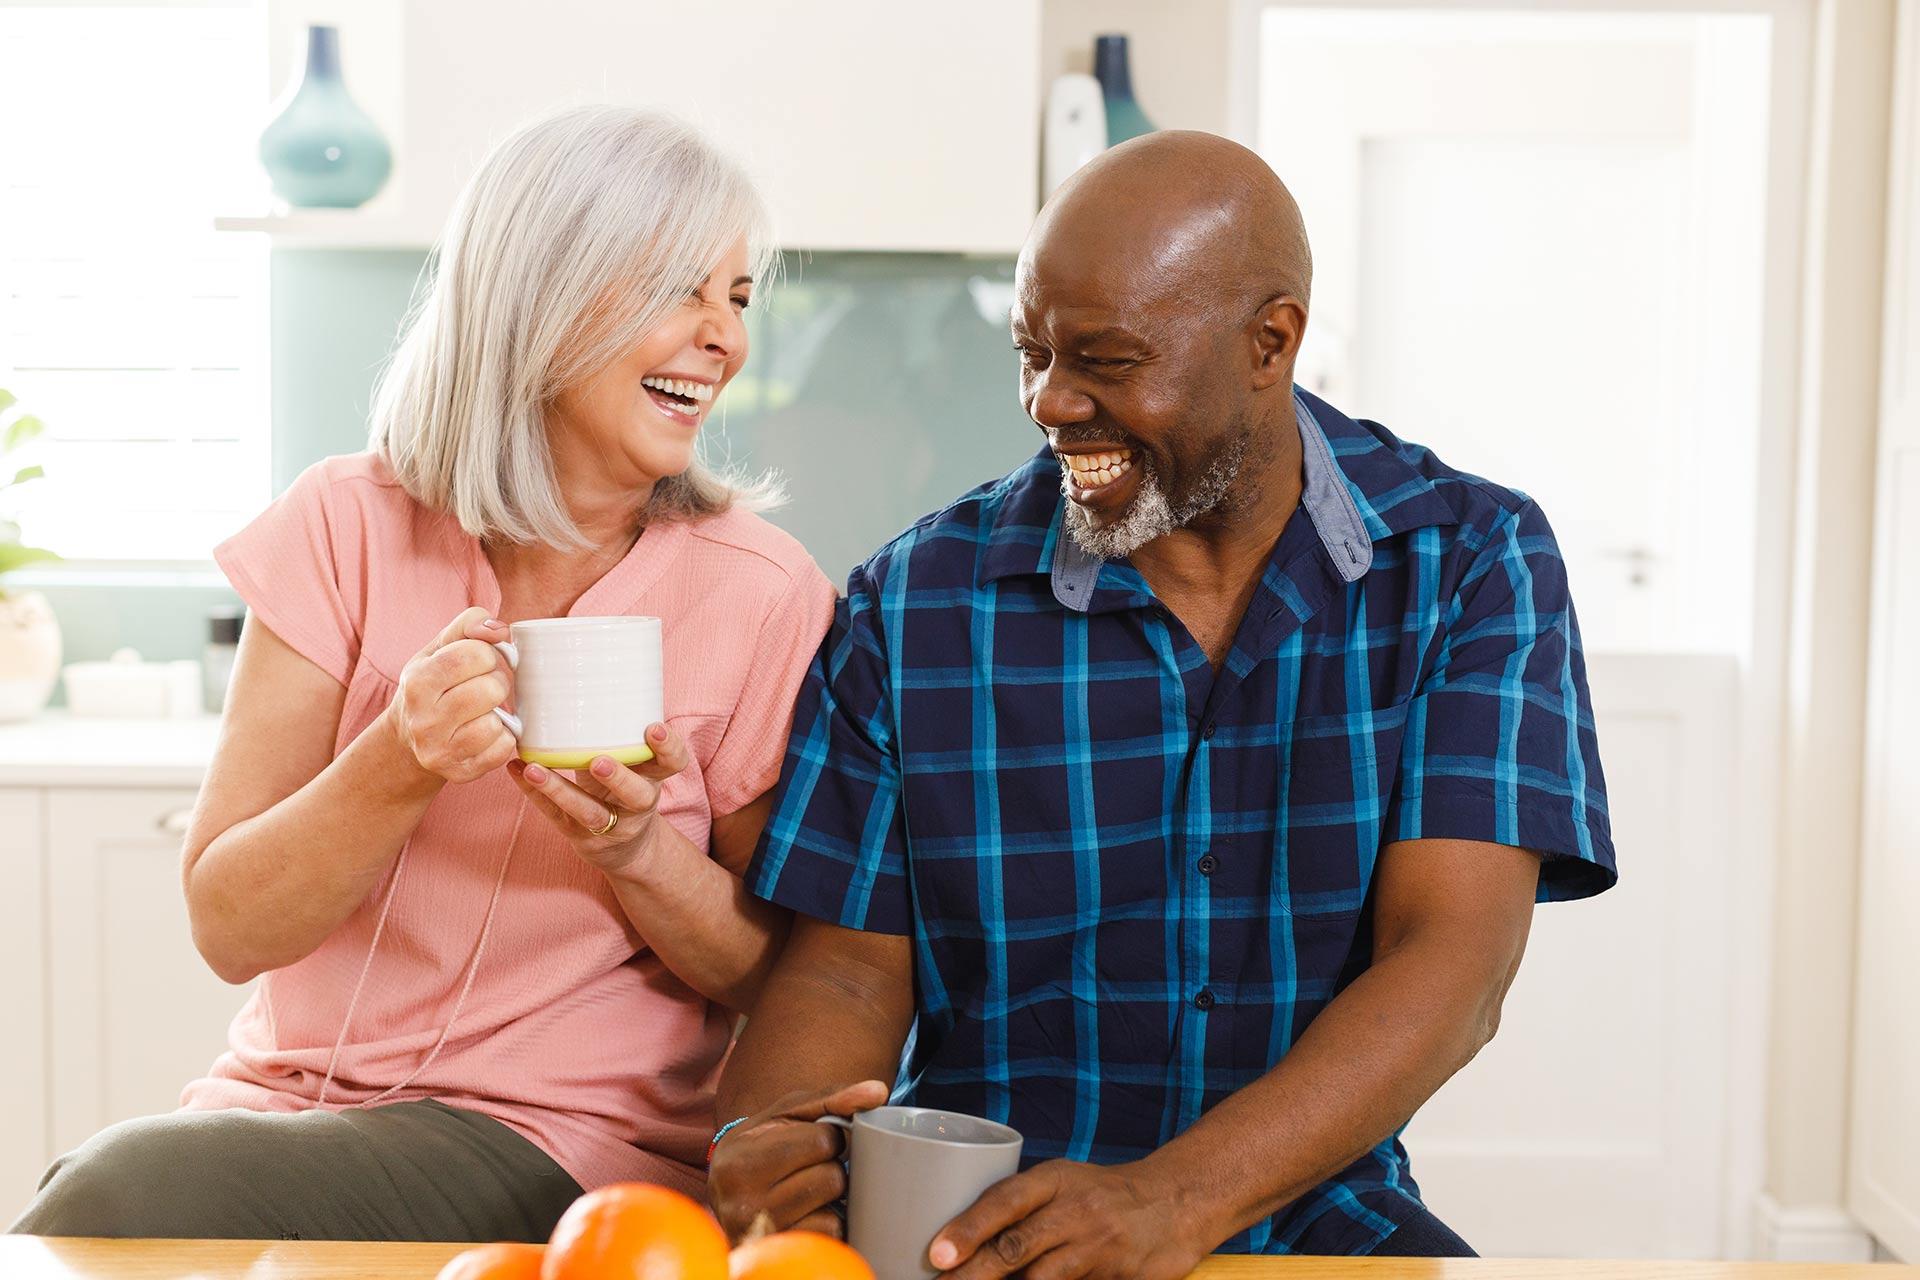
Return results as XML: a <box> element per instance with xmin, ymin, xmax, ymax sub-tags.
<box><xmin>1</xmin><ymin>0</ymin><xmax>1917</xmax><ymax>1266</ymax></box>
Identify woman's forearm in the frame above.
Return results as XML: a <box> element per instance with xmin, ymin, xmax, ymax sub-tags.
<box><xmin>604</xmin><ymin>819</ymin><xmax>791</xmax><ymax>1013</ymax></box>
<box><xmin>185</xmin><ymin>705</ymin><xmax>445</xmax><ymax>982</ymax></box>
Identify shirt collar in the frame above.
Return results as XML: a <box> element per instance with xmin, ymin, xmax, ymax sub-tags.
<box><xmin>1295</xmin><ymin>386</ymin><xmax>1460</xmax><ymax>545</ymax></box>
<box><xmin>980</xmin><ymin>386</ymin><xmax>1458</xmax><ymax>611</ymax></box>
<box><xmin>1295</xmin><ymin>389</ymin><xmax>1374</xmax><ymax>583</ymax></box>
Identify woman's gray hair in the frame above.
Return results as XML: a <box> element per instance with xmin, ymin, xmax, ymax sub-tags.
<box><xmin>370</xmin><ymin>105</ymin><xmax>782</xmax><ymax>550</ymax></box>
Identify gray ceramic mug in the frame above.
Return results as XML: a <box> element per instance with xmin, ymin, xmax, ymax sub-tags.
<box><xmin>817</xmin><ymin>1106</ymin><xmax>1024</xmax><ymax>1280</ymax></box>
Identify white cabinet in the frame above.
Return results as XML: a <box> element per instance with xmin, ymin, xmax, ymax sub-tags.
<box><xmin>0</xmin><ymin>791</ymin><xmax>48</xmax><ymax>1214</ymax></box>
<box><xmin>1402</xmin><ymin>655</ymin><xmax>1741</xmax><ymax>1258</ymax></box>
<box><xmin>45</xmin><ymin>789</ymin><xmax>245</xmax><ymax>1160</ymax></box>
<box><xmin>247</xmin><ymin>0</ymin><xmax>1044</xmax><ymax>253</ymax></box>
<box><xmin>0</xmin><ymin>717</ymin><xmax>229</xmax><ymax>1219</ymax></box>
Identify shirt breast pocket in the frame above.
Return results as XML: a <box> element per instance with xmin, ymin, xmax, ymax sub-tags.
<box><xmin>1277</xmin><ymin>701</ymin><xmax>1411</xmax><ymax>917</ymax></box>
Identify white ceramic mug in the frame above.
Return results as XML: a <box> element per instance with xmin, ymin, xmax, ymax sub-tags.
<box><xmin>490</xmin><ymin>616</ymin><xmax>664</xmax><ymax>768</ymax></box>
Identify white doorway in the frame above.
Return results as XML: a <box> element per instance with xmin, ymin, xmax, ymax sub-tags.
<box><xmin>1238</xmin><ymin>2</ymin><xmax>1807</xmax><ymax>1258</ymax></box>
<box><xmin>1252</xmin><ymin>7</ymin><xmax>1772</xmax><ymax>653</ymax></box>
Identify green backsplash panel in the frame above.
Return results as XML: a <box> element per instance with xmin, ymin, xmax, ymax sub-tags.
<box><xmin>272</xmin><ymin>248</ymin><xmax>431</xmax><ymax>492</ymax></box>
<box><xmin>721</xmin><ymin>253</ymin><xmax>1038</xmax><ymax>581</ymax></box>
<box><xmin>33</xmin><ymin>573</ymin><xmax>240</xmax><ymax>676</ymax></box>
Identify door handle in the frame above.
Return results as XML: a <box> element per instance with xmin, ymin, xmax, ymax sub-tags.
<box><xmin>155</xmin><ymin>807</ymin><xmax>193</xmax><ymax>837</ymax></box>
<box><xmin>1600</xmin><ymin>546</ymin><xmax>1658</xmax><ymax>587</ymax></box>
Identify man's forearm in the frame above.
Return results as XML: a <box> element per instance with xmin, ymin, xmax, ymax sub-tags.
<box><xmin>717</xmin><ymin>917</ymin><xmax>916</xmax><ymax>1120</ymax></box>
<box><xmin>1138</xmin><ymin>929</ymin><xmax>1514</xmax><ymax>1243</ymax></box>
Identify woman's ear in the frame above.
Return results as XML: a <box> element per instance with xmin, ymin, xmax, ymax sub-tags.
<box><xmin>1250</xmin><ymin>294</ymin><xmax>1308</xmax><ymax>391</ymax></box>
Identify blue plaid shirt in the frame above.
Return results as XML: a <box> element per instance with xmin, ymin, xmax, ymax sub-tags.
<box><xmin>749</xmin><ymin>388</ymin><xmax>1615</xmax><ymax>1255</ymax></box>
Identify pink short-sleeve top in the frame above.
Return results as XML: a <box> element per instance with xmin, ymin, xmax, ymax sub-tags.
<box><xmin>181</xmin><ymin>452</ymin><xmax>836</xmax><ymax>1196</ymax></box>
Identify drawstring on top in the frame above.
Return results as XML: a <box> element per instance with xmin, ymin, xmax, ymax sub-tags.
<box><xmin>317</xmin><ymin>793</ymin><xmax>529</xmax><ymax>1108</ymax></box>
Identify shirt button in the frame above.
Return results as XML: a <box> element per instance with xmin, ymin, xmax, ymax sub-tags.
<box><xmin>1202</xmin><ymin>724</ymin><xmax>1217</xmax><ymax>740</ymax></box>
<box><xmin>1194</xmin><ymin>988</ymin><xmax>1216</xmax><ymax>1011</ymax></box>
<box><xmin>1197</xmin><ymin>853</ymin><xmax>1219</xmax><ymax>877</ymax></box>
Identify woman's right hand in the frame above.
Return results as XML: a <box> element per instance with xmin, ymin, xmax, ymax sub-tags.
<box><xmin>388</xmin><ymin>606</ymin><xmax>518</xmax><ymax>784</ymax></box>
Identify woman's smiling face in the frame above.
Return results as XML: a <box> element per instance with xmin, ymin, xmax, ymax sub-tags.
<box><xmin>548</xmin><ymin>237</ymin><xmax>754</xmax><ymax>489</ymax></box>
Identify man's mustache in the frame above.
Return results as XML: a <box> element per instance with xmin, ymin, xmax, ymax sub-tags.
<box><xmin>1047</xmin><ymin>425</ymin><xmax>1144</xmax><ymax>451</ymax></box>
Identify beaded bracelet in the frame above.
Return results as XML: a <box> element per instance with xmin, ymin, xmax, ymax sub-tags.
<box><xmin>707</xmin><ymin>1115</ymin><xmax>751</xmax><ymax>1168</ymax></box>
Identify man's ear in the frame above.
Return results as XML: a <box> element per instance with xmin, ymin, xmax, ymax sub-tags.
<box><xmin>1250</xmin><ymin>295</ymin><xmax>1308</xmax><ymax>390</ymax></box>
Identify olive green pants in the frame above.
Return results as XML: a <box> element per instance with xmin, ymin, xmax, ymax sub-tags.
<box><xmin>7</xmin><ymin>1100</ymin><xmax>582</xmax><ymax>1242</ymax></box>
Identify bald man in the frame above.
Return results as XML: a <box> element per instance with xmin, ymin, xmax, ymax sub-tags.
<box><xmin>710</xmin><ymin>133</ymin><xmax>1615</xmax><ymax>1267</ymax></box>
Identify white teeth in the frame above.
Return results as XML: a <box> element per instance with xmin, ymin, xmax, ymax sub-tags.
<box><xmin>642</xmin><ymin>376</ymin><xmax>713</xmax><ymax>403</ymax></box>
<box><xmin>1062</xmin><ymin>449</ymin><xmax>1134</xmax><ymax>488</ymax></box>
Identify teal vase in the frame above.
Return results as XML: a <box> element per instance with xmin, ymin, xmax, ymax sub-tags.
<box><xmin>1093</xmin><ymin>34</ymin><xmax>1155</xmax><ymax>145</ymax></box>
<box><xmin>258</xmin><ymin>25</ymin><xmax>392</xmax><ymax>209</ymax></box>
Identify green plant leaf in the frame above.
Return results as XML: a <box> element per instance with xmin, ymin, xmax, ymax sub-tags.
<box><xmin>0</xmin><ymin>389</ymin><xmax>14</xmax><ymax>415</ymax></box>
<box><xmin>0</xmin><ymin>543</ymin><xmax>58</xmax><ymax>576</ymax></box>
<box><xmin>4</xmin><ymin>465</ymin><xmax>44</xmax><ymax>489</ymax></box>
<box><xmin>3</xmin><ymin>414</ymin><xmax>44</xmax><ymax>455</ymax></box>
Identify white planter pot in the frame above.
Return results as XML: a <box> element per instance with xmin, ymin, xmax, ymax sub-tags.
<box><xmin>0</xmin><ymin>589</ymin><xmax>62</xmax><ymax>721</ymax></box>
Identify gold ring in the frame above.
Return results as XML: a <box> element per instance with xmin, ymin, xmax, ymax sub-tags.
<box><xmin>589</xmin><ymin>809</ymin><xmax>619</xmax><ymax>838</ymax></box>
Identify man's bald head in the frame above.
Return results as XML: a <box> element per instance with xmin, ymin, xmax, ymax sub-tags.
<box><xmin>1023</xmin><ymin>131</ymin><xmax>1312</xmax><ymax>314</ymax></box>
<box><xmin>1011</xmin><ymin>132</ymin><xmax>1315</xmax><ymax>561</ymax></box>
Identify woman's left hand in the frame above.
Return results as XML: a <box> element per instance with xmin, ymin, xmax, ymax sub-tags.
<box><xmin>507</xmin><ymin>722</ymin><xmax>691</xmax><ymax>879</ymax></box>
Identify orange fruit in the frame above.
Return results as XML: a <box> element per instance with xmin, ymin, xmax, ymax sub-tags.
<box><xmin>728</xmin><ymin>1231</ymin><xmax>876</xmax><ymax>1280</ymax></box>
<box><xmin>543</xmin><ymin>1183</ymin><xmax>729</xmax><ymax>1280</ymax></box>
<box><xmin>435</xmin><ymin>1242</ymin><xmax>545</xmax><ymax>1280</ymax></box>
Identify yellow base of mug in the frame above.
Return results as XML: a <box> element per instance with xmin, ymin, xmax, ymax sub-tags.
<box><xmin>517</xmin><ymin>743</ymin><xmax>656</xmax><ymax>769</ymax></box>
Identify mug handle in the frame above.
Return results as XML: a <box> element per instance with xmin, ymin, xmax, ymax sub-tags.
<box><xmin>490</xmin><ymin>641</ymin><xmax>522</xmax><ymax>739</ymax></box>
<box><xmin>815</xmin><ymin>1114</ymin><xmax>856</xmax><ymax>1167</ymax></box>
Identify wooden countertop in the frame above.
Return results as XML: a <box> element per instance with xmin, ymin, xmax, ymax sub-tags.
<box><xmin>1</xmin><ymin>1239</ymin><xmax>1912</xmax><ymax>1279</ymax></box>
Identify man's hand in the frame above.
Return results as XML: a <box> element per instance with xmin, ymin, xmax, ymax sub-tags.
<box><xmin>927</xmin><ymin>1159</ymin><xmax>1212</xmax><ymax>1280</ymax></box>
<box><xmin>707</xmin><ymin>1079</ymin><xmax>890</xmax><ymax>1242</ymax></box>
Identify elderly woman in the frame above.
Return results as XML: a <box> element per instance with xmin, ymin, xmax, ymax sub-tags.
<box><xmin>10</xmin><ymin>107</ymin><xmax>834</xmax><ymax>1242</ymax></box>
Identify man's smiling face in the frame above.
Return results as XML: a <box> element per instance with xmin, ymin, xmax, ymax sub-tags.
<box><xmin>1011</xmin><ymin>207</ymin><xmax>1263</xmax><ymax>560</ymax></box>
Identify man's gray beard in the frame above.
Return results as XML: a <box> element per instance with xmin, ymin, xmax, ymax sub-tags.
<box><xmin>1062</xmin><ymin>435</ymin><xmax>1251</xmax><ymax>560</ymax></box>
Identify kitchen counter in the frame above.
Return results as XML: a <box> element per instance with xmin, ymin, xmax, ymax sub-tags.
<box><xmin>1</xmin><ymin>1239</ymin><xmax>1913</xmax><ymax>1280</ymax></box>
<box><xmin>0</xmin><ymin>712</ymin><xmax>219</xmax><ymax>787</ymax></box>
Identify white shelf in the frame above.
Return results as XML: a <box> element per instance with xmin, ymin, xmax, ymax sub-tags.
<box><xmin>214</xmin><ymin>213</ymin><xmax>433</xmax><ymax>250</ymax></box>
